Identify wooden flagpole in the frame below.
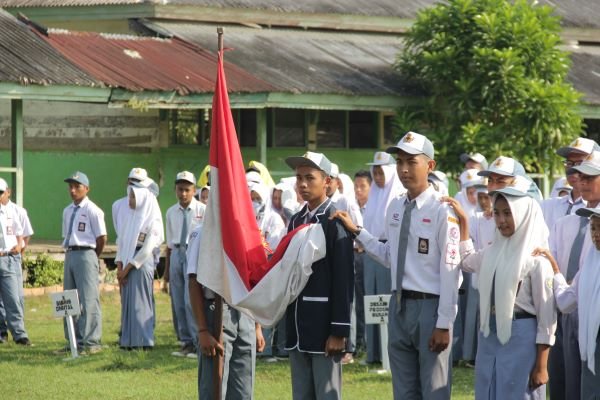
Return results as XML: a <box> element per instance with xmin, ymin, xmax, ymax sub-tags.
<box><xmin>212</xmin><ymin>26</ymin><xmax>225</xmax><ymax>400</ymax></box>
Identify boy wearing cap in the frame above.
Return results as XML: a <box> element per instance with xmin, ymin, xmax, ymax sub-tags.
<box><xmin>335</xmin><ymin>132</ymin><xmax>461</xmax><ymax>399</ymax></box>
<box><xmin>0</xmin><ymin>178</ymin><xmax>30</xmax><ymax>346</ymax></box>
<box><xmin>284</xmin><ymin>151</ymin><xmax>354</xmax><ymax>400</ymax></box>
<box><xmin>165</xmin><ymin>171</ymin><xmax>206</xmax><ymax>357</ymax></box>
<box><xmin>60</xmin><ymin>171</ymin><xmax>107</xmax><ymax>353</ymax></box>
<box><xmin>547</xmin><ymin>150</ymin><xmax>600</xmax><ymax>400</ymax></box>
<box><xmin>541</xmin><ymin>137</ymin><xmax>596</xmax><ymax>232</ymax></box>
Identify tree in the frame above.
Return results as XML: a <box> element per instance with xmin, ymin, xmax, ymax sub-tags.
<box><xmin>395</xmin><ymin>0</ymin><xmax>583</xmax><ymax>174</ymax></box>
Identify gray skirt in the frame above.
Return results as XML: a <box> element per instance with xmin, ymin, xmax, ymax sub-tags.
<box><xmin>120</xmin><ymin>261</ymin><xmax>155</xmax><ymax>348</ymax></box>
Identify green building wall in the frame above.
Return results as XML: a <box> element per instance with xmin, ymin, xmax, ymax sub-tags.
<box><xmin>0</xmin><ymin>146</ymin><xmax>380</xmax><ymax>241</ymax></box>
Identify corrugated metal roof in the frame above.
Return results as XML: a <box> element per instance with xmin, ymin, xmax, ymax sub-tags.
<box><xmin>568</xmin><ymin>49</ymin><xmax>600</xmax><ymax>105</ymax></box>
<box><xmin>41</xmin><ymin>30</ymin><xmax>276</xmax><ymax>94</ymax></box>
<box><xmin>145</xmin><ymin>22</ymin><xmax>413</xmax><ymax>97</ymax></box>
<box><xmin>0</xmin><ymin>0</ymin><xmax>143</xmax><ymax>6</ymax></box>
<box><xmin>0</xmin><ymin>9</ymin><xmax>100</xmax><ymax>86</ymax></box>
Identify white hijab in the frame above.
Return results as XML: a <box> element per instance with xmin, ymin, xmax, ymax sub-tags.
<box><xmin>578</xmin><ymin>235</ymin><xmax>600</xmax><ymax>374</ymax></box>
<box><xmin>117</xmin><ymin>184</ymin><xmax>164</xmax><ymax>265</ymax></box>
<box><xmin>550</xmin><ymin>177</ymin><xmax>572</xmax><ymax>198</ymax></box>
<box><xmin>363</xmin><ymin>164</ymin><xmax>405</xmax><ymax>239</ymax></box>
<box><xmin>478</xmin><ymin>193</ymin><xmax>549</xmax><ymax>344</ymax></box>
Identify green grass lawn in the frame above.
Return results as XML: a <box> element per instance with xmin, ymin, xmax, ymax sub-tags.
<box><xmin>0</xmin><ymin>291</ymin><xmax>475</xmax><ymax>399</ymax></box>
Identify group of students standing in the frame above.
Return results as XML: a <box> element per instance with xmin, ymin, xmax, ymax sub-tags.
<box><xmin>2</xmin><ymin>129</ymin><xmax>600</xmax><ymax>400</ymax></box>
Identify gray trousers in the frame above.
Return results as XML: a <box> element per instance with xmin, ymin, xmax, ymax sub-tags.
<box><xmin>63</xmin><ymin>249</ymin><xmax>101</xmax><ymax>348</ymax></box>
<box><xmin>364</xmin><ymin>253</ymin><xmax>392</xmax><ymax>363</ymax></box>
<box><xmin>462</xmin><ymin>275</ymin><xmax>479</xmax><ymax>361</ymax></box>
<box><xmin>0</xmin><ymin>254</ymin><xmax>27</xmax><ymax>341</ymax></box>
<box><xmin>354</xmin><ymin>251</ymin><xmax>366</xmax><ymax>350</ymax></box>
<box><xmin>388</xmin><ymin>296</ymin><xmax>452</xmax><ymax>400</ymax></box>
<box><xmin>198</xmin><ymin>302</ymin><xmax>255</xmax><ymax>400</ymax></box>
<box><xmin>0</xmin><ymin>258</ymin><xmax>24</xmax><ymax>335</ymax></box>
<box><xmin>548</xmin><ymin>314</ymin><xmax>565</xmax><ymax>400</ymax></box>
<box><xmin>475</xmin><ymin>317</ymin><xmax>544</xmax><ymax>400</ymax></box>
<box><xmin>580</xmin><ymin>332</ymin><xmax>600</xmax><ymax>400</ymax></box>
<box><xmin>169</xmin><ymin>249</ymin><xmax>194</xmax><ymax>347</ymax></box>
<box><xmin>561</xmin><ymin>311</ymin><xmax>581</xmax><ymax>400</ymax></box>
<box><xmin>290</xmin><ymin>350</ymin><xmax>342</xmax><ymax>400</ymax></box>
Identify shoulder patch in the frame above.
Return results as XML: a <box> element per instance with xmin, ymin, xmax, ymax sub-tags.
<box><xmin>545</xmin><ymin>278</ymin><xmax>553</xmax><ymax>290</ymax></box>
<box><xmin>445</xmin><ymin>243</ymin><xmax>459</xmax><ymax>265</ymax></box>
<box><xmin>448</xmin><ymin>216</ymin><xmax>459</xmax><ymax>224</ymax></box>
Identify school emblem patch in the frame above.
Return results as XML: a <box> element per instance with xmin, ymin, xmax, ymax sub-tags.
<box><xmin>449</xmin><ymin>226</ymin><xmax>459</xmax><ymax>241</ymax></box>
<box><xmin>418</xmin><ymin>237</ymin><xmax>429</xmax><ymax>254</ymax></box>
<box><xmin>545</xmin><ymin>278</ymin><xmax>553</xmax><ymax>290</ymax></box>
<box><xmin>445</xmin><ymin>243</ymin><xmax>459</xmax><ymax>265</ymax></box>
<box><xmin>403</xmin><ymin>133</ymin><xmax>414</xmax><ymax>143</ymax></box>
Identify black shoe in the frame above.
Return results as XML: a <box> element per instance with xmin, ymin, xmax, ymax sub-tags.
<box><xmin>0</xmin><ymin>332</ymin><xmax>8</xmax><ymax>343</ymax></box>
<box><xmin>15</xmin><ymin>338</ymin><xmax>31</xmax><ymax>346</ymax></box>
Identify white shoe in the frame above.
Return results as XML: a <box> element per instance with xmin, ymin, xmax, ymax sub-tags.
<box><xmin>171</xmin><ymin>351</ymin><xmax>185</xmax><ymax>357</ymax></box>
<box><xmin>186</xmin><ymin>352</ymin><xmax>198</xmax><ymax>359</ymax></box>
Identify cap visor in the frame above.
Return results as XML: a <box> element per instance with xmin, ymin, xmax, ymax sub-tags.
<box><xmin>176</xmin><ymin>179</ymin><xmax>195</xmax><ymax>185</ymax></box>
<box><xmin>489</xmin><ymin>187</ymin><xmax>528</xmax><ymax>197</ymax></box>
<box><xmin>459</xmin><ymin>153</ymin><xmax>471</xmax><ymax>163</ymax></box>
<box><xmin>557</xmin><ymin>146</ymin><xmax>588</xmax><ymax>158</ymax></box>
<box><xmin>477</xmin><ymin>168</ymin><xmax>513</xmax><ymax>178</ymax></box>
<box><xmin>576</xmin><ymin>207</ymin><xmax>600</xmax><ymax>218</ymax></box>
<box><xmin>570</xmin><ymin>164</ymin><xmax>600</xmax><ymax>176</ymax></box>
<box><xmin>385</xmin><ymin>143</ymin><xmax>421</xmax><ymax>156</ymax></box>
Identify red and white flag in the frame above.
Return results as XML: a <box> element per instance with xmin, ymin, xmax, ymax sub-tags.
<box><xmin>195</xmin><ymin>51</ymin><xmax>325</xmax><ymax>326</ymax></box>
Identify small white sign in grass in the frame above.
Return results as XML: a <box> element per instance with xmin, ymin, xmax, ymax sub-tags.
<box><xmin>49</xmin><ymin>290</ymin><xmax>80</xmax><ymax>360</ymax></box>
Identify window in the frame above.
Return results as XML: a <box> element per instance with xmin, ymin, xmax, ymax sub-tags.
<box><xmin>349</xmin><ymin>111</ymin><xmax>376</xmax><ymax>148</ymax></box>
<box><xmin>273</xmin><ymin>109</ymin><xmax>305</xmax><ymax>147</ymax></box>
<box><xmin>317</xmin><ymin>110</ymin><xmax>345</xmax><ymax>148</ymax></box>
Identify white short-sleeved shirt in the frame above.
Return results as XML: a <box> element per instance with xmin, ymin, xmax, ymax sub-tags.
<box><xmin>165</xmin><ymin>198</ymin><xmax>206</xmax><ymax>249</ymax></box>
<box><xmin>549</xmin><ymin>213</ymin><xmax>593</xmax><ymax>277</ymax></box>
<box><xmin>357</xmin><ymin>185</ymin><xmax>461</xmax><ymax>329</ymax></box>
<box><xmin>6</xmin><ymin>201</ymin><xmax>33</xmax><ymax>238</ymax></box>
<box><xmin>469</xmin><ymin>212</ymin><xmax>496</xmax><ymax>251</ymax></box>
<box><xmin>186</xmin><ymin>224</ymin><xmax>215</xmax><ymax>299</ymax></box>
<box><xmin>62</xmin><ymin>197</ymin><xmax>107</xmax><ymax>248</ymax></box>
<box><xmin>0</xmin><ymin>204</ymin><xmax>23</xmax><ymax>252</ymax></box>
<box><xmin>541</xmin><ymin>194</ymin><xmax>585</xmax><ymax>231</ymax></box>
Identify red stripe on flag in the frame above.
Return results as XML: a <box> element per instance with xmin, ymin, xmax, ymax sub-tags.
<box><xmin>249</xmin><ymin>224</ymin><xmax>310</xmax><ymax>288</ymax></box>
<box><xmin>210</xmin><ymin>52</ymin><xmax>267</xmax><ymax>290</ymax></box>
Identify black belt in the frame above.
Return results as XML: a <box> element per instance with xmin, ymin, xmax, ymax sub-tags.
<box><xmin>67</xmin><ymin>246</ymin><xmax>94</xmax><ymax>251</ymax></box>
<box><xmin>0</xmin><ymin>252</ymin><xmax>12</xmax><ymax>257</ymax></box>
<box><xmin>458</xmin><ymin>288</ymin><xmax>466</xmax><ymax>295</ymax></box>
<box><xmin>401</xmin><ymin>290</ymin><xmax>439</xmax><ymax>300</ymax></box>
<box><xmin>174</xmin><ymin>244</ymin><xmax>187</xmax><ymax>249</ymax></box>
<box><xmin>379</xmin><ymin>239</ymin><xmax>388</xmax><ymax>243</ymax></box>
<box><xmin>491</xmin><ymin>307</ymin><xmax>536</xmax><ymax>320</ymax></box>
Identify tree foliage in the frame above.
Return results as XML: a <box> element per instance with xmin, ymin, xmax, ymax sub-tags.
<box><xmin>395</xmin><ymin>0</ymin><xmax>583</xmax><ymax>174</ymax></box>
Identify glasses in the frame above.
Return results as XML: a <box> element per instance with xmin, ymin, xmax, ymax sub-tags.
<box><xmin>563</xmin><ymin>160</ymin><xmax>583</xmax><ymax>168</ymax></box>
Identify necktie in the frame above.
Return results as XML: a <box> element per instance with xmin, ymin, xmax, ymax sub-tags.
<box><xmin>395</xmin><ymin>199</ymin><xmax>416</xmax><ymax>309</ymax></box>
<box><xmin>64</xmin><ymin>205</ymin><xmax>80</xmax><ymax>247</ymax></box>
<box><xmin>566</xmin><ymin>217</ymin><xmax>589</xmax><ymax>281</ymax></box>
<box><xmin>179</xmin><ymin>207</ymin><xmax>191</xmax><ymax>249</ymax></box>
<box><xmin>565</xmin><ymin>198</ymin><xmax>582</xmax><ymax>216</ymax></box>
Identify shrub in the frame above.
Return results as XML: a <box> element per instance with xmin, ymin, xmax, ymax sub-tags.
<box><xmin>23</xmin><ymin>254</ymin><xmax>64</xmax><ymax>288</ymax></box>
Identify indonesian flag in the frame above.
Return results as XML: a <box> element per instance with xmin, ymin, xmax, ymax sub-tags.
<box><xmin>196</xmin><ymin>50</ymin><xmax>325</xmax><ymax>327</ymax></box>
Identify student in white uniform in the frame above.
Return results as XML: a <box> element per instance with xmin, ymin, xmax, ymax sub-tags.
<box><xmin>549</xmin><ymin>207</ymin><xmax>600</xmax><ymax>400</ymax></box>
<box><xmin>448</xmin><ymin>175</ymin><xmax>556</xmax><ymax>400</ymax></box>
<box><xmin>541</xmin><ymin>137</ymin><xmax>596</xmax><ymax>231</ymax></box>
<box><xmin>547</xmin><ymin>151</ymin><xmax>600</xmax><ymax>400</ymax></box>
<box><xmin>361</xmin><ymin>151</ymin><xmax>405</xmax><ymax>365</ymax></box>
<box><xmin>0</xmin><ymin>179</ymin><xmax>33</xmax><ymax>342</ymax></box>
<box><xmin>335</xmin><ymin>132</ymin><xmax>461</xmax><ymax>399</ymax></box>
<box><xmin>549</xmin><ymin>177</ymin><xmax>572</xmax><ymax>199</ymax></box>
<box><xmin>0</xmin><ymin>178</ymin><xmax>29</xmax><ymax>346</ymax></box>
<box><xmin>456</xmin><ymin>169</ymin><xmax>485</xmax><ymax>220</ymax></box>
<box><xmin>455</xmin><ymin>153</ymin><xmax>488</xmax><ymax>205</ymax></box>
<box><xmin>164</xmin><ymin>171</ymin><xmax>206</xmax><ymax>357</ymax></box>
<box><xmin>60</xmin><ymin>171</ymin><xmax>107</xmax><ymax>353</ymax></box>
<box><xmin>187</xmin><ymin>216</ymin><xmax>264</xmax><ymax>399</ymax></box>
<box><xmin>115</xmin><ymin>178</ymin><xmax>163</xmax><ymax>350</ymax></box>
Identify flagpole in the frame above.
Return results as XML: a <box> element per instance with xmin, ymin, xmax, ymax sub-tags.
<box><xmin>212</xmin><ymin>26</ymin><xmax>225</xmax><ymax>400</ymax></box>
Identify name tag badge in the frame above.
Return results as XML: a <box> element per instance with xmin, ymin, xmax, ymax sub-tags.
<box><xmin>138</xmin><ymin>232</ymin><xmax>147</xmax><ymax>243</ymax></box>
<box><xmin>6</xmin><ymin>226</ymin><xmax>13</xmax><ymax>235</ymax></box>
<box><xmin>78</xmin><ymin>222</ymin><xmax>86</xmax><ymax>232</ymax></box>
<box><xmin>418</xmin><ymin>237</ymin><xmax>429</xmax><ymax>254</ymax></box>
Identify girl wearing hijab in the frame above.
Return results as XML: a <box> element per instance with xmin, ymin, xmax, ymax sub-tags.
<box><xmin>116</xmin><ymin>179</ymin><xmax>164</xmax><ymax>349</ymax></box>
<box><xmin>362</xmin><ymin>151</ymin><xmax>406</xmax><ymax>364</ymax></box>
<box><xmin>457</xmin><ymin>169</ymin><xmax>486</xmax><ymax>220</ymax></box>
<box><xmin>547</xmin><ymin>207</ymin><xmax>600</xmax><ymax>399</ymax></box>
<box><xmin>446</xmin><ymin>175</ymin><xmax>557</xmax><ymax>399</ymax></box>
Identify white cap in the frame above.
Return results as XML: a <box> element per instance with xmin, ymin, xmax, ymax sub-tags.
<box><xmin>176</xmin><ymin>171</ymin><xmax>196</xmax><ymax>185</ymax></box>
<box><xmin>459</xmin><ymin>169</ymin><xmax>486</xmax><ymax>188</ymax></box>
<box><xmin>246</xmin><ymin>171</ymin><xmax>262</xmax><ymax>185</ymax></box>
<box><xmin>386</xmin><ymin>131</ymin><xmax>434</xmax><ymax>159</ymax></box>
<box><xmin>478</xmin><ymin>156</ymin><xmax>526</xmax><ymax>177</ymax></box>
<box><xmin>285</xmin><ymin>151</ymin><xmax>332</xmax><ymax>175</ymax></box>
<box><xmin>0</xmin><ymin>178</ymin><xmax>7</xmax><ymax>192</ymax></box>
<box><xmin>460</xmin><ymin>152</ymin><xmax>488</xmax><ymax>169</ymax></box>
<box><xmin>128</xmin><ymin>167</ymin><xmax>148</xmax><ymax>181</ymax></box>
<box><xmin>569</xmin><ymin>150</ymin><xmax>600</xmax><ymax>176</ymax></box>
<box><xmin>366</xmin><ymin>151</ymin><xmax>395</xmax><ymax>166</ymax></box>
<box><xmin>557</xmin><ymin>137</ymin><xmax>599</xmax><ymax>157</ymax></box>
<box><xmin>330</xmin><ymin>163</ymin><xmax>339</xmax><ymax>178</ymax></box>
<box><xmin>490</xmin><ymin>175</ymin><xmax>532</xmax><ymax>197</ymax></box>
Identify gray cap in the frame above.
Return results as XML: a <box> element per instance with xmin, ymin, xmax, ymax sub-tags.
<box><xmin>478</xmin><ymin>156</ymin><xmax>526</xmax><ymax>177</ymax></box>
<box><xmin>568</xmin><ymin>150</ymin><xmax>600</xmax><ymax>176</ymax></box>
<box><xmin>64</xmin><ymin>171</ymin><xmax>89</xmax><ymax>187</ymax></box>
<box><xmin>576</xmin><ymin>207</ymin><xmax>600</xmax><ymax>219</ymax></box>
<box><xmin>489</xmin><ymin>175</ymin><xmax>532</xmax><ymax>197</ymax></box>
<box><xmin>366</xmin><ymin>151</ymin><xmax>395</xmax><ymax>166</ymax></box>
<box><xmin>556</xmin><ymin>137</ymin><xmax>599</xmax><ymax>158</ymax></box>
<box><xmin>460</xmin><ymin>152</ymin><xmax>488</xmax><ymax>170</ymax></box>
<box><xmin>386</xmin><ymin>131</ymin><xmax>434</xmax><ymax>159</ymax></box>
<box><xmin>286</xmin><ymin>151</ymin><xmax>332</xmax><ymax>175</ymax></box>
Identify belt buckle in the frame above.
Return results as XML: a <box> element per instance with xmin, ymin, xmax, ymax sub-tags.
<box><xmin>490</xmin><ymin>305</ymin><xmax>496</xmax><ymax>315</ymax></box>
